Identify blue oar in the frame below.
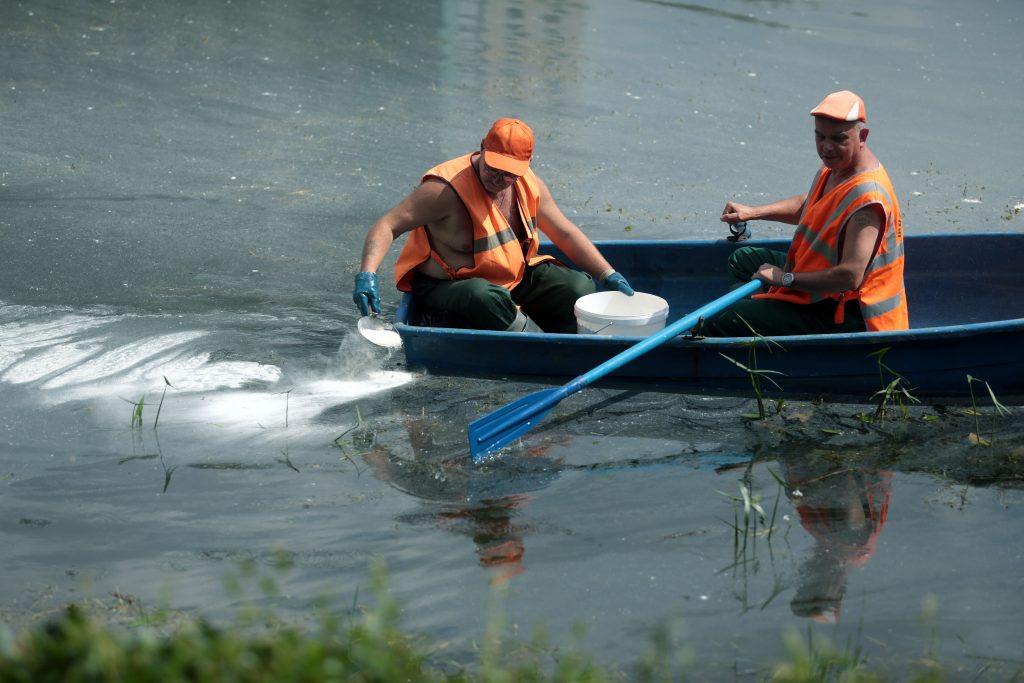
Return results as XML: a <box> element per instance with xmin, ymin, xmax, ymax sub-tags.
<box><xmin>468</xmin><ymin>280</ymin><xmax>762</xmax><ymax>462</ymax></box>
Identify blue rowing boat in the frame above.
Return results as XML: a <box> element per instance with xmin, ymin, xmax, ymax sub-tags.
<box><xmin>393</xmin><ymin>232</ymin><xmax>1024</xmax><ymax>400</ymax></box>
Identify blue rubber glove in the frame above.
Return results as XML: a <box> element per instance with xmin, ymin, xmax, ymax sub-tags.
<box><xmin>353</xmin><ymin>271</ymin><xmax>381</xmax><ymax>316</ymax></box>
<box><xmin>603</xmin><ymin>271</ymin><xmax>635</xmax><ymax>296</ymax></box>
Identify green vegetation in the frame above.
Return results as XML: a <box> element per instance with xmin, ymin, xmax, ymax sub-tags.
<box><xmin>965</xmin><ymin>375</ymin><xmax>1013</xmax><ymax>446</ymax></box>
<box><xmin>717</xmin><ymin>468</ymin><xmax>784</xmax><ymax>559</ymax></box>
<box><xmin>0</xmin><ymin>560</ymin><xmax>616</xmax><ymax>683</ymax></box>
<box><xmin>866</xmin><ymin>347</ymin><xmax>919</xmax><ymax>421</ymax></box>
<box><xmin>154</xmin><ymin>376</ymin><xmax>174</xmax><ymax>431</ymax></box>
<box><xmin>3</xmin><ymin>559</ymin><xmax>1007</xmax><ymax>683</ymax></box>
<box><xmin>0</xmin><ymin>563</ymin><xmax>436</xmax><ymax>683</ymax></box>
<box><xmin>125</xmin><ymin>394</ymin><xmax>147</xmax><ymax>429</ymax></box>
<box><xmin>278</xmin><ymin>386</ymin><xmax>295</xmax><ymax>428</ymax></box>
<box><xmin>125</xmin><ymin>375</ymin><xmax>173</xmax><ymax>430</ymax></box>
<box><xmin>720</xmin><ymin>317</ymin><xmax>785</xmax><ymax>420</ymax></box>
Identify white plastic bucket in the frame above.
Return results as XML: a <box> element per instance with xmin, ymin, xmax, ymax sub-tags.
<box><xmin>574</xmin><ymin>291</ymin><xmax>669</xmax><ymax>337</ymax></box>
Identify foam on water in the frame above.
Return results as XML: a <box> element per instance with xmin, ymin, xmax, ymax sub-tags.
<box><xmin>42</xmin><ymin>331</ymin><xmax>209</xmax><ymax>389</ymax></box>
<box><xmin>0</xmin><ymin>303</ymin><xmax>414</xmax><ymax>432</ymax></box>
<box><xmin>159</xmin><ymin>373</ymin><xmax>413</xmax><ymax>433</ymax></box>
<box><xmin>0</xmin><ymin>314</ymin><xmax>115</xmax><ymax>374</ymax></box>
<box><xmin>2</xmin><ymin>339</ymin><xmax>109</xmax><ymax>385</ymax></box>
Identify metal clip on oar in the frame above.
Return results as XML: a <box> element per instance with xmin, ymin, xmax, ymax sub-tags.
<box><xmin>467</xmin><ymin>280</ymin><xmax>762</xmax><ymax>462</ymax></box>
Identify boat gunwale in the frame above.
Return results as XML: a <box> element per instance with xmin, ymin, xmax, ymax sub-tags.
<box><xmin>393</xmin><ymin>315</ymin><xmax>1024</xmax><ymax>347</ymax></box>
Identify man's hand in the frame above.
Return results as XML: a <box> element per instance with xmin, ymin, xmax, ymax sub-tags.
<box><xmin>720</xmin><ymin>201</ymin><xmax>755</xmax><ymax>225</ymax></box>
<box><xmin>603</xmin><ymin>271</ymin><xmax>635</xmax><ymax>296</ymax></box>
<box><xmin>753</xmin><ymin>263</ymin><xmax>783</xmax><ymax>287</ymax></box>
<box><xmin>353</xmin><ymin>272</ymin><xmax>381</xmax><ymax>316</ymax></box>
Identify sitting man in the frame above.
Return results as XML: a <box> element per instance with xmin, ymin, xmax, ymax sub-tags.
<box><xmin>704</xmin><ymin>90</ymin><xmax>908</xmax><ymax>336</ymax></box>
<box><xmin>352</xmin><ymin>117</ymin><xmax>633</xmax><ymax>333</ymax></box>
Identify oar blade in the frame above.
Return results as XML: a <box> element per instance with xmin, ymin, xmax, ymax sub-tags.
<box><xmin>469</xmin><ymin>387</ymin><xmax>562</xmax><ymax>463</ymax></box>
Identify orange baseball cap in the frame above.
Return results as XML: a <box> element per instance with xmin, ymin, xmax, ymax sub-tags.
<box><xmin>482</xmin><ymin>118</ymin><xmax>533</xmax><ymax>176</ymax></box>
<box><xmin>810</xmin><ymin>90</ymin><xmax>867</xmax><ymax>123</ymax></box>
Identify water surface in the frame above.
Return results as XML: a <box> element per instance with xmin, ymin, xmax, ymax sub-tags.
<box><xmin>2</xmin><ymin>0</ymin><xmax>1023</xmax><ymax>678</ymax></box>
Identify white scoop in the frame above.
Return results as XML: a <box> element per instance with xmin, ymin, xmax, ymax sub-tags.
<box><xmin>357</xmin><ymin>314</ymin><xmax>402</xmax><ymax>349</ymax></box>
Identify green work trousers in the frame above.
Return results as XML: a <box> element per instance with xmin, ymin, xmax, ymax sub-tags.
<box><xmin>411</xmin><ymin>261</ymin><xmax>596</xmax><ymax>333</ymax></box>
<box><xmin>700</xmin><ymin>246</ymin><xmax>867</xmax><ymax>337</ymax></box>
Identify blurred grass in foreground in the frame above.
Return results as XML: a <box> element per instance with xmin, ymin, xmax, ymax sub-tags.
<box><xmin>0</xmin><ymin>558</ymin><xmax>1018</xmax><ymax>683</ymax></box>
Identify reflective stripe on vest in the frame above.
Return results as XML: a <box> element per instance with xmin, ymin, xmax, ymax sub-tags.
<box><xmin>861</xmin><ymin>288</ymin><xmax>905</xmax><ymax>320</ymax></box>
<box><xmin>472</xmin><ymin>215</ymin><xmax>539</xmax><ymax>254</ymax></box>
<box><xmin>758</xmin><ymin>164</ymin><xmax>908</xmax><ymax>331</ymax></box>
<box><xmin>792</xmin><ymin>181</ymin><xmax>897</xmax><ymax>267</ymax></box>
<box><xmin>393</xmin><ymin>153</ymin><xmax>552</xmax><ymax>292</ymax></box>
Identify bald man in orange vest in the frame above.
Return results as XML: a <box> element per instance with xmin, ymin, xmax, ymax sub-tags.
<box><xmin>353</xmin><ymin>118</ymin><xmax>633</xmax><ymax>333</ymax></box>
<box><xmin>705</xmin><ymin>90</ymin><xmax>908</xmax><ymax>336</ymax></box>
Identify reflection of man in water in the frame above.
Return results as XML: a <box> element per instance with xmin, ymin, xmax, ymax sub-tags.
<box><xmin>361</xmin><ymin>416</ymin><xmax>554</xmax><ymax>583</ymax></box>
<box><xmin>783</xmin><ymin>463</ymin><xmax>891</xmax><ymax>623</ymax></box>
<box><xmin>436</xmin><ymin>494</ymin><xmax>533</xmax><ymax>582</ymax></box>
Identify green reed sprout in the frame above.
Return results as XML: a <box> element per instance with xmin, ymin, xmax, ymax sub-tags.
<box><xmin>122</xmin><ymin>395</ymin><xmax>147</xmax><ymax>429</ymax></box>
<box><xmin>153</xmin><ymin>376</ymin><xmax>173</xmax><ymax>431</ymax></box>
<box><xmin>719</xmin><ymin>316</ymin><xmax>785</xmax><ymax>419</ymax></box>
<box><xmin>965</xmin><ymin>375</ymin><xmax>1012</xmax><ymax>446</ymax></box>
<box><xmin>718</xmin><ymin>479</ymin><xmax>772</xmax><ymax>561</ymax></box>
<box><xmin>278</xmin><ymin>387</ymin><xmax>295</xmax><ymax>428</ymax></box>
<box><xmin>866</xmin><ymin>347</ymin><xmax>919</xmax><ymax>419</ymax></box>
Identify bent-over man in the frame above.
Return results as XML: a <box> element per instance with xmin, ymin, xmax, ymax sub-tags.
<box><xmin>353</xmin><ymin>117</ymin><xmax>633</xmax><ymax>333</ymax></box>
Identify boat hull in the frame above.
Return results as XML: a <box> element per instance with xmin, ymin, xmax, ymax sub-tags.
<box><xmin>394</xmin><ymin>233</ymin><xmax>1024</xmax><ymax>400</ymax></box>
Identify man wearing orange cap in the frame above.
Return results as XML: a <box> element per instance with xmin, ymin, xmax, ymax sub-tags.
<box><xmin>353</xmin><ymin>118</ymin><xmax>634</xmax><ymax>333</ymax></box>
<box><xmin>704</xmin><ymin>90</ymin><xmax>908</xmax><ymax>336</ymax></box>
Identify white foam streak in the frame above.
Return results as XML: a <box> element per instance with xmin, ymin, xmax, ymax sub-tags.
<box><xmin>151</xmin><ymin>371</ymin><xmax>412</xmax><ymax>434</ymax></box>
<box><xmin>0</xmin><ymin>315</ymin><xmax>112</xmax><ymax>347</ymax></box>
<box><xmin>2</xmin><ymin>339</ymin><xmax>107</xmax><ymax>384</ymax></box>
<box><xmin>0</xmin><ymin>306</ymin><xmax>415</xmax><ymax>432</ymax></box>
<box><xmin>42</xmin><ymin>331</ymin><xmax>208</xmax><ymax>388</ymax></box>
<box><xmin>0</xmin><ymin>315</ymin><xmax>115</xmax><ymax>374</ymax></box>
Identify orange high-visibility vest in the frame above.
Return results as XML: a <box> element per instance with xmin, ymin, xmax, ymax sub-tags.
<box><xmin>394</xmin><ymin>153</ymin><xmax>553</xmax><ymax>292</ymax></box>
<box><xmin>757</xmin><ymin>164</ymin><xmax>909</xmax><ymax>331</ymax></box>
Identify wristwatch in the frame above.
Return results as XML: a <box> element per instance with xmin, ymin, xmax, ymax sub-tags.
<box><xmin>781</xmin><ymin>272</ymin><xmax>795</xmax><ymax>288</ymax></box>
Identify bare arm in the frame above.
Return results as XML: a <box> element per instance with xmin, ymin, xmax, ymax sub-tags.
<box><xmin>720</xmin><ymin>194</ymin><xmax>807</xmax><ymax>226</ymax></box>
<box><xmin>533</xmin><ymin>176</ymin><xmax>616</xmax><ymax>281</ymax></box>
<box><xmin>358</xmin><ymin>179</ymin><xmax>453</xmax><ymax>273</ymax></box>
<box><xmin>754</xmin><ymin>204</ymin><xmax>884</xmax><ymax>292</ymax></box>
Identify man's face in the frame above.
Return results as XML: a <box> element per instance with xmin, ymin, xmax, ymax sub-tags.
<box><xmin>814</xmin><ymin>117</ymin><xmax>866</xmax><ymax>172</ymax></box>
<box><xmin>478</xmin><ymin>153</ymin><xmax>521</xmax><ymax>193</ymax></box>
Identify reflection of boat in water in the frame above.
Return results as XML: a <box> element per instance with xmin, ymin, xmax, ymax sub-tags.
<box><xmin>362</xmin><ymin>416</ymin><xmax>560</xmax><ymax>583</ymax></box>
<box><xmin>362</xmin><ymin>414</ymin><xmax>754</xmax><ymax>583</ymax></box>
<box><xmin>782</xmin><ymin>461</ymin><xmax>892</xmax><ymax>623</ymax></box>
<box><xmin>395</xmin><ymin>233</ymin><xmax>1024</xmax><ymax>400</ymax></box>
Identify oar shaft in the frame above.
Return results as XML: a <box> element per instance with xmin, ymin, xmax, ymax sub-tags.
<box><xmin>567</xmin><ymin>280</ymin><xmax>761</xmax><ymax>391</ymax></box>
<box><xmin>468</xmin><ymin>280</ymin><xmax>761</xmax><ymax>460</ymax></box>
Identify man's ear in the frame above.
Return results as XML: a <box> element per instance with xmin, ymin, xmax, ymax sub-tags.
<box><xmin>860</xmin><ymin>126</ymin><xmax>870</xmax><ymax>144</ymax></box>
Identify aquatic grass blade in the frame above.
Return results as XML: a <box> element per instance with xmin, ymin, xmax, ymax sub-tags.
<box><xmin>154</xmin><ymin>376</ymin><xmax>173</xmax><ymax>431</ymax></box>
<box><xmin>984</xmin><ymin>380</ymin><xmax>1012</xmax><ymax>417</ymax></box>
